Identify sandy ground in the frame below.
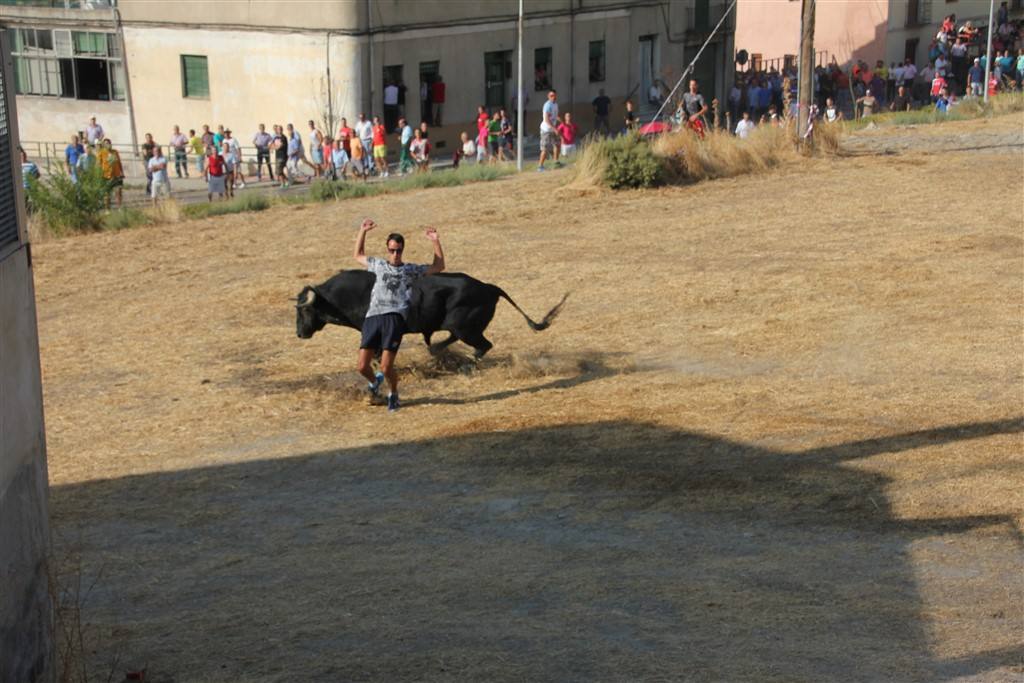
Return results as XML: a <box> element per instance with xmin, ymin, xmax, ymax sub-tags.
<box><xmin>34</xmin><ymin>113</ymin><xmax>1023</xmax><ymax>682</ymax></box>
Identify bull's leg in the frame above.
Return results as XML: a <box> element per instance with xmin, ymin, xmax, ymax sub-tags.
<box><xmin>423</xmin><ymin>332</ymin><xmax>433</xmax><ymax>347</ymax></box>
<box><xmin>428</xmin><ymin>332</ymin><xmax>459</xmax><ymax>356</ymax></box>
<box><xmin>457</xmin><ymin>331</ymin><xmax>493</xmax><ymax>360</ymax></box>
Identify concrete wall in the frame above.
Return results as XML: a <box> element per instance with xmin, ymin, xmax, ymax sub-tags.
<box><xmin>14</xmin><ymin>96</ymin><xmax>131</xmax><ymax>148</ymax></box>
<box><xmin>365</xmin><ymin>2</ymin><xmax>732</xmax><ymax>149</ymax></box>
<box><xmin>0</xmin><ymin>246</ymin><xmax>52</xmax><ymax>683</ymax></box>
<box><xmin>2</xmin><ymin>1</ymin><xmax>736</xmax><ymax>155</ymax></box>
<box><xmin>121</xmin><ymin>26</ymin><xmax>362</xmax><ymax>147</ymax></box>
<box><xmin>0</xmin><ymin>33</ymin><xmax>53</xmax><ymax>683</ymax></box>
<box><xmin>118</xmin><ymin>0</ymin><xmax>361</xmax><ymax>31</ymax></box>
<box><xmin>735</xmin><ymin>0</ymin><xmax>889</xmax><ymax>67</ymax></box>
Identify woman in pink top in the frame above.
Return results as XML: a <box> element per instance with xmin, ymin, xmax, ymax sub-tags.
<box><xmin>556</xmin><ymin>112</ymin><xmax>579</xmax><ymax>157</ymax></box>
<box><xmin>475</xmin><ymin>105</ymin><xmax>489</xmax><ymax>162</ymax></box>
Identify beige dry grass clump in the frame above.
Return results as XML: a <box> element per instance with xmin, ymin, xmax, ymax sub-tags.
<box><xmin>572</xmin><ymin>121</ymin><xmax>841</xmax><ymax>191</ymax></box>
<box><xmin>148</xmin><ymin>198</ymin><xmax>183</xmax><ymax>224</ymax></box>
<box><xmin>654</xmin><ymin>124</ymin><xmax>798</xmax><ymax>182</ymax></box>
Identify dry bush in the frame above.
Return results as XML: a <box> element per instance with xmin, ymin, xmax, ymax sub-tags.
<box><xmin>813</xmin><ymin>121</ymin><xmax>843</xmax><ymax>155</ymax></box>
<box><xmin>654</xmin><ymin>124</ymin><xmax>802</xmax><ymax>184</ymax></box>
<box><xmin>147</xmin><ymin>198</ymin><xmax>182</xmax><ymax>224</ymax></box>
<box><xmin>26</xmin><ymin>212</ymin><xmax>52</xmax><ymax>243</ymax></box>
<box><xmin>567</xmin><ymin>137</ymin><xmax>611</xmax><ymax>191</ymax></box>
<box><xmin>568</xmin><ymin>134</ymin><xmax>663</xmax><ymax>190</ymax></box>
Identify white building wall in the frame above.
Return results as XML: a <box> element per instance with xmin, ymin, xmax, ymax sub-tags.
<box><xmin>122</xmin><ymin>26</ymin><xmax>362</xmax><ymax>144</ymax></box>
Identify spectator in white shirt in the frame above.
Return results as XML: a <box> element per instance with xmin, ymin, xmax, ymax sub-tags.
<box><xmin>86</xmin><ymin>116</ymin><xmax>104</xmax><ymax>145</ymax></box>
<box><xmin>355</xmin><ymin>113</ymin><xmax>374</xmax><ymax>163</ymax></box>
<box><xmin>734</xmin><ymin>110</ymin><xmax>756</xmax><ymax>139</ymax></box>
<box><xmin>147</xmin><ymin>146</ymin><xmax>171</xmax><ymax>204</ymax></box>
<box><xmin>383</xmin><ymin>81</ymin><xmax>400</xmax><ymax>132</ymax></box>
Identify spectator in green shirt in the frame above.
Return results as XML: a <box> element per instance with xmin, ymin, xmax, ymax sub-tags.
<box><xmin>487</xmin><ymin>112</ymin><xmax>504</xmax><ymax>163</ymax></box>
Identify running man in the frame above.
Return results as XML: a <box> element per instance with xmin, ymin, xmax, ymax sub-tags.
<box><xmin>353</xmin><ymin>218</ymin><xmax>445</xmax><ymax>412</ymax></box>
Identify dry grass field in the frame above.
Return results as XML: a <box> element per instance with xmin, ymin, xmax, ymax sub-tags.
<box><xmin>35</xmin><ymin>114</ymin><xmax>1023</xmax><ymax>682</ymax></box>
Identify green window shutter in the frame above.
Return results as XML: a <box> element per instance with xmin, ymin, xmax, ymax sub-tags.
<box><xmin>181</xmin><ymin>55</ymin><xmax>208</xmax><ymax>98</ymax></box>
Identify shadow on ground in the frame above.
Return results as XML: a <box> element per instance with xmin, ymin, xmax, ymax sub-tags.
<box><xmin>51</xmin><ymin>418</ymin><xmax>1023</xmax><ymax>682</ymax></box>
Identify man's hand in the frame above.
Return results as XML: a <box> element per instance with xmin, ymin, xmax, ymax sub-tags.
<box><xmin>424</xmin><ymin>227</ymin><xmax>445</xmax><ymax>274</ymax></box>
<box><xmin>361</xmin><ymin>218</ymin><xmax>376</xmax><ymax>232</ymax></box>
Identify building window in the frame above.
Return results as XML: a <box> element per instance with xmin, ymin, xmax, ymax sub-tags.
<box><xmin>181</xmin><ymin>55</ymin><xmax>209</xmax><ymax>99</ymax></box>
<box><xmin>588</xmin><ymin>40</ymin><xmax>605</xmax><ymax>82</ymax></box>
<box><xmin>8</xmin><ymin>27</ymin><xmax>123</xmax><ymax>101</ymax></box>
<box><xmin>534</xmin><ymin>47</ymin><xmax>551</xmax><ymax>91</ymax></box>
<box><xmin>694</xmin><ymin>0</ymin><xmax>710</xmax><ymax>31</ymax></box>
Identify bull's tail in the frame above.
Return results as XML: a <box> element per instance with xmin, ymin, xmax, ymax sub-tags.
<box><xmin>495</xmin><ymin>288</ymin><xmax>569</xmax><ymax>331</ymax></box>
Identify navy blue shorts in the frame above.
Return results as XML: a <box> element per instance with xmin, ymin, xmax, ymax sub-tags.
<box><xmin>360</xmin><ymin>313</ymin><xmax>407</xmax><ymax>352</ymax></box>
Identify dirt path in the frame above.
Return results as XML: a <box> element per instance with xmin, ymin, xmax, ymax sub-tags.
<box><xmin>844</xmin><ymin>114</ymin><xmax>1024</xmax><ymax>155</ymax></box>
<box><xmin>35</xmin><ymin>113</ymin><xmax>1024</xmax><ymax>682</ymax></box>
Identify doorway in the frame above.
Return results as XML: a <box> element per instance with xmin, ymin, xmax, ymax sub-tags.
<box><xmin>419</xmin><ymin>60</ymin><xmax>439</xmax><ymax>125</ymax></box>
<box><xmin>484</xmin><ymin>50</ymin><xmax>511</xmax><ymax>112</ymax></box>
<box><xmin>639</xmin><ymin>35</ymin><xmax>660</xmax><ymax>109</ymax></box>
<box><xmin>382</xmin><ymin>64</ymin><xmax>403</xmax><ymax>132</ymax></box>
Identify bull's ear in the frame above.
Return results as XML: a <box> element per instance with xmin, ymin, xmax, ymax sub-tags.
<box><xmin>297</xmin><ymin>288</ymin><xmax>316</xmax><ymax>307</ymax></box>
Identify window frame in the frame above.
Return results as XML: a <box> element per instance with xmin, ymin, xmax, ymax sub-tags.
<box><xmin>9</xmin><ymin>27</ymin><xmax>123</xmax><ymax>101</ymax></box>
<box><xmin>588</xmin><ymin>39</ymin><xmax>605</xmax><ymax>83</ymax></box>
<box><xmin>534</xmin><ymin>46</ymin><xmax>552</xmax><ymax>91</ymax></box>
<box><xmin>180</xmin><ymin>54</ymin><xmax>210</xmax><ymax>100</ymax></box>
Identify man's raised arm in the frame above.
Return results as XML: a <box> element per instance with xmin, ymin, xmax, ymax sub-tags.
<box><xmin>354</xmin><ymin>218</ymin><xmax>375</xmax><ymax>266</ymax></box>
<box><xmin>424</xmin><ymin>227</ymin><xmax>445</xmax><ymax>275</ymax></box>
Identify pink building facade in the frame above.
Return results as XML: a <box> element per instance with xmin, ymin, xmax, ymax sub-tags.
<box><xmin>734</xmin><ymin>0</ymin><xmax>889</xmax><ymax>69</ymax></box>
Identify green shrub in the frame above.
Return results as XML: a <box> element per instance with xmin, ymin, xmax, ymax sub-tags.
<box><xmin>184</xmin><ymin>193</ymin><xmax>271</xmax><ymax>219</ymax></box>
<box><xmin>26</xmin><ymin>165</ymin><xmax>110</xmax><ymax>235</ymax></box>
<box><xmin>103</xmin><ymin>207</ymin><xmax>152</xmax><ymax>231</ymax></box>
<box><xmin>309</xmin><ymin>179</ymin><xmax>346</xmax><ymax>201</ymax></box>
<box><xmin>451</xmin><ymin>164</ymin><xmax>511</xmax><ymax>182</ymax></box>
<box><xmin>601</xmin><ymin>134</ymin><xmax>664</xmax><ymax>189</ymax></box>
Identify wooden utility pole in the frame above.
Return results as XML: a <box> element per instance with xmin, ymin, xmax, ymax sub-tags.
<box><xmin>797</xmin><ymin>0</ymin><xmax>815</xmax><ymax>138</ymax></box>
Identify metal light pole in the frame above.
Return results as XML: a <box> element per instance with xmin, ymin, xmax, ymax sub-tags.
<box><xmin>517</xmin><ymin>0</ymin><xmax>524</xmax><ymax>171</ymax></box>
<box><xmin>983</xmin><ymin>0</ymin><xmax>994</xmax><ymax>102</ymax></box>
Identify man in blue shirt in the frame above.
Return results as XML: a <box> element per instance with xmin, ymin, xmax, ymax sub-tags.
<box><xmin>968</xmin><ymin>58</ymin><xmax>984</xmax><ymax>97</ymax></box>
<box><xmin>64</xmin><ymin>134</ymin><xmax>84</xmax><ymax>182</ymax></box>
<box><xmin>935</xmin><ymin>87</ymin><xmax>951</xmax><ymax>113</ymax></box>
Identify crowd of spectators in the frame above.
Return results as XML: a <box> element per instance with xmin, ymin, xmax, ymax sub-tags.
<box><xmin>720</xmin><ymin>7</ymin><xmax>1022</xmax><ymax>133</ymax></box>
<box><xmin>23</xmin><ymin>8</ymin><xmax>1024</xmax><ymax>207</ymax></box>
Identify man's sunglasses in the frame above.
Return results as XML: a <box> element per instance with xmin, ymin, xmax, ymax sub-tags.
<box><xmin>388</xmin><ymin>248</ymin><xmax>403</xmax><ymax>254</ymax></box>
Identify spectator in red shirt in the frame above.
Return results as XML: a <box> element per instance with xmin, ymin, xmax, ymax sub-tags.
<box><xmin>371</xmin><ymin>116</ymin><xmax>389</xmax><ymax>177</ymax></box>
<box><xmin>556</xmin><ymin>112</ymin><xmax>579</xmax><ymax>157</ymax></box>
<box><xmin>930</xmin><ymin>72</ymin><xmax>947</xmax><ymax>102</ymax></box>
<box><xmin>336</xmin><ymin>118</ymin><xmax>353</xmax><ymax>156</ymax></box>
<box><xmin>431</xmin><ymin>76</ymin><xmax>446</xmax><ymax>125</ymax></box>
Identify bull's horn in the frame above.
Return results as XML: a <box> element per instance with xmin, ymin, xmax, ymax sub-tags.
<box><xmin>297</xmin><ymin>288</ymin><xmax>316</xmax><ymax>307</ymax></box>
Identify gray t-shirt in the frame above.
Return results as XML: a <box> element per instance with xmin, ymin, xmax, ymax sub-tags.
<box><xmin>365</xmin><ymin>256</ymin><xmax>428</xmax><ymax>318</ymax></box>
<box><xmin>682</xmin><ymin>92</ymin><xmax>706</xmax><ymax>117</ymax></box>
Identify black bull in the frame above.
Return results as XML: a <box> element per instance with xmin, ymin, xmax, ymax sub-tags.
<box><xmin>295</xmin><ymin>271</ymin><xmax>568</xmax><ymax>358</ymax></box>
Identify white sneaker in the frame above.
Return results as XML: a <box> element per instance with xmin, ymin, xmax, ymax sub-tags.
<box><xmin>239</xmin><ymin>182</ymin><xmax>246</xmax><ymax>189</ymax></box>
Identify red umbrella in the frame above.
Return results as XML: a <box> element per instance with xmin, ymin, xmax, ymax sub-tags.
<box><xmin>639</xmin><ymin>121</ymin><xmax>672</xmax><ymax>136</ymax></box>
